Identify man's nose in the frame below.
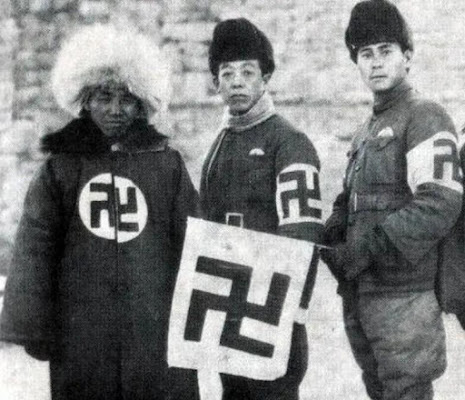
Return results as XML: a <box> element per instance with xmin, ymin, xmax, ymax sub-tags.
<box><xmin>231</xmin><ymin>73</ymin><xmax>244</xmax><ymax>87</ymax></box>
<box><xmin>372</xmin><ymin>54</ymin><xmax>383</xmax><ymax>68</ymax></box>
<box><xmin>109</xmin><ymin>97</ymin><xmax>123</xmax><ymax>114</ymax></box>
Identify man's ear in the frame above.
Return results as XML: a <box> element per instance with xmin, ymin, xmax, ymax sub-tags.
<box><xmin>404</xmin><ymin>49</ymin><xmax>413</xmax><ymax>67</ymax></box>
<box><xmin>139</xmin><ymin>102</ymin><xmax>149</xmax><ymax>119</ymax></box>
<box><xmin>213</xmin><ymin>76</ymin><xmax>219</xmax><ymax>91</ymax></box>
<box><xmin>262</xmin><ymin>73</ymin><xmax>272</xmax><ymax>84</ymax></box>
<box><xmin>402</xmin><ymin>49</ymin><xmax>413</xmax><ymax>74</ymax></box>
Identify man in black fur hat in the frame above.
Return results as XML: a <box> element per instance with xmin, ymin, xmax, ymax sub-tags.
<box><xmin>322</xmin><ymin>1</ymin><xmax>462</xmax><ymax>399</ymax></box>
<box><xmin>200</xmin><ymin>18</ymin><xmax>324</xmax><ymax>400</ymax></box>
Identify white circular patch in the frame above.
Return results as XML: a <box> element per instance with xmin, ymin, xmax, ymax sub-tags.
<box><xmin>79</xmin><ymin>173</ymin><xmax>148</xmax><ymax>243</ymax></box>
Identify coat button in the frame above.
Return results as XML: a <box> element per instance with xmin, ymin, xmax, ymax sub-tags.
<box><xmin>355</xmin><ymin>165</ymin><xmax>361</xmax><ymax>171</ymax></box>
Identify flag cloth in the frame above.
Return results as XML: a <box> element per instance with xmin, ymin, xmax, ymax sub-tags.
<box><xmin>168</xmin><ymin>217</ymin><xmax>317</xmax><ymax>399</ymax></box>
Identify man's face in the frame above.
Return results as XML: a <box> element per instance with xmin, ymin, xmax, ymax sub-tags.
<box><xmin>85</xmin><ymin>82</ymin><xmax>141</xmax><ymax>139</ymax></box>
<box><xmin>215</xmin><ymin>60</ymin><xmax>270</xmax><ymax>115</ymax></box>
<box><xmin>356</xmin><ymin>42</ymin><xmax>411</xmax><ymax>93</ymax></box>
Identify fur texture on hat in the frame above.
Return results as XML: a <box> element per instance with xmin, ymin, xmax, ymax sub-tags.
<box><xmin>208</xmin><ymin>18</ymin><xmax>275</xmax><ymax>77</ymax></box>
<box><xmin>51</xmin><ymin>24</ymin><xmax>171</xmax><ymax>117</ymax></box>
<box><xmin>345</xmin><ymin>0</ymin><xmax>413</xmax><ymax>63</ymax></box>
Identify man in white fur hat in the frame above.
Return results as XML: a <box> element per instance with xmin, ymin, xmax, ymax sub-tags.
<box><xmin>0</xmin><ymin>24</ymin><xmax>200</xmax><ymax>399</ymax></box>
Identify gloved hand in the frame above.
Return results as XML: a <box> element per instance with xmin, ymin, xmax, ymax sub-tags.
<box><xmin>323</xmin><ymin>210</ymin><xmax>347</xmax><ymax>245</ymax></box>
<box><xmin>319</xmin><ymin>245</ymin><xmax>346</xmax><ymax>281</ymax></box>
<box><xmin>340</xmin><ymin>235</ymin><xmax>371</xmax><ymax>280</ymax></box>
<box><xmin>320</xmin><ymin>234</ymin><xmax>371</xmax><ymax>282</ymax></box>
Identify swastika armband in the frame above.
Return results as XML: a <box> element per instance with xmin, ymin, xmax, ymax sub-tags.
<box><xmin>407</xmin><ymin>132</ymin><xmax>463</xmax><ymax>194</ymax></box>
<box><xmin>276</xmin><ymin>163</ymin><xmax>323</xmax><ymax>226</ymax></box>
<box><xmin>168</xmin><ymin>218</ymin><xmax>317</xmax><ymax>400</ymax></box>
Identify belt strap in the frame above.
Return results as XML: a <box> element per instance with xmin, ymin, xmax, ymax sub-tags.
<box><xmin>226</xmin><ymin>212</ymin><xmax>244</xmax><ymax>227</ymax></box>
<box><xmin>349</xmin><ymin>192</ymin><xmax>410</xmax><ymax>213</ymax></box>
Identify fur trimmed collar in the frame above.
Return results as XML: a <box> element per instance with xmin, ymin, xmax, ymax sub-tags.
<box><xmin>41</xmin><ymin>117</ymin><xmax>168</xmax><ymax>154</ymax></box>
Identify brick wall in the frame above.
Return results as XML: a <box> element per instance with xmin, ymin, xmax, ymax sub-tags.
<box><xmin>0</xmin><ymin>0</ymin><xmax>464</xmax><ymax>257</ymax></box>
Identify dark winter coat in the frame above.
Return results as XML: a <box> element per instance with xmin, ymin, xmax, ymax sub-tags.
<box><xmin>325</xmin><ymin>82</ymin><xmax>463</xmax><ymax>294</ymax></box>
<box><xmin>200</xmin><ymin>114</ymin><xmax>323</xmax><ymax>243</ymax></box>
<box><xmin>200</xmin><ymin>113</ymin><xmax>323</xmax><ymax>394</ymax></box>
<box><xmin>0</xmin><ymin>117</ymin><xmax>200</xmax><ymax>400</ymax></box>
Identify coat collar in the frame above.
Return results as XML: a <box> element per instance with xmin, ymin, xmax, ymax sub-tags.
<box><xmin>220</xmin><ymin>91</ymin><xmax>276</xmax><ymax>132</ymax></box>
<box><xmin>373</xmin><ymin>80</ymin><xmax>413</xmax><ymax>115</ymax></box>
<box><xmin>41</xmin><ymin>117</ymin><xmax>168</xmax><ymax>154</ymax></box>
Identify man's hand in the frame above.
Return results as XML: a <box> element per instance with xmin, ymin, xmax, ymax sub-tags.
<box><xmin>320</xmin><ymin>235</ymin><xmax>371</xmax><ymax>281</ymax></box>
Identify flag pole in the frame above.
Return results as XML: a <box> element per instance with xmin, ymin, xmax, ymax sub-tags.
<box><xmin>198</xmin><ymin>369</ymin><xmax>223</xmax><ymax>400</ymax></box>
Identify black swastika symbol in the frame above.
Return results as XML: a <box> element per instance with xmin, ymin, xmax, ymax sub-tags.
<box><xmin>433</xmin><ymin>139</ymin><xmax>461</xmax><ymax>183</ymax></box>
<box><xmin>90</xmin><ymin>183</ymin><xmax>139</xmax><ymax>232</ymax></box>
<box><xmin>279</xmin><ymin>170</ymin><xmax>321</xmax><ymax>219</ymax></box>
<box><xmin>184</xmin><ymin>256</ymin><xmax>290</xmax><ymax>358</ymax></box>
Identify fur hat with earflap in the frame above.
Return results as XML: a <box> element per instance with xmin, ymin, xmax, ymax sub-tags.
<box><xmin>345</xmin><ymin>0</ymin><xmax>413</xmax><ymax>63</ymax></box>
<box><xmin>51</xmin><ymin>24</ymin><xmax>171</xmax><ymax>118</ymax></box>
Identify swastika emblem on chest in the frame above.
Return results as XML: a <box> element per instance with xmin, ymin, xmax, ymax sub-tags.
<box><xmin>78</xmin><ymin>173</ymin><xmax>148</xmax><ymax>243</ymax></box>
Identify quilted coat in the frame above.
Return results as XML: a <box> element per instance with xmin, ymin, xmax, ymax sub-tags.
<box><xmin>0</xmin><ymin>117</ymin><xmax>200</xmax><ymax>400</ymax></box>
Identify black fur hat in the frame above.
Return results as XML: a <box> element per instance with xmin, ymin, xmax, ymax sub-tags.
<box><xmin>208</xmin><ymin>18</ymin><xmax>275</xmax><ymax>76</ymax></box>
<box><xmin>345</xmin><ymin>0</ymin><xmax>413</xmax><ymax>63</ymax></box>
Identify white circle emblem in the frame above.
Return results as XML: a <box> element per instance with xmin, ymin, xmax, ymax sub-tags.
<box><xmin>79</xmin><ymin>173</ymin><xmax>148</xmax><ymax>243</ymax></box>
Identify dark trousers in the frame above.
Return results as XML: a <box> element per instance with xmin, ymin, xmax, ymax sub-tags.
<box><xmin>342</xmin><ymin>286</ymin><xmax>446</xmax><ymax>400</ymax></box>
<box><xmin>221</xmin><ymin>323</ymin><xmax>308</xmax><ymax>400</ymax></box>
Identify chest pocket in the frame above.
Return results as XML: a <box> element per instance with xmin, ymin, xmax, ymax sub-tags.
<box><xmin>244</xmin><ymin>155</ymin><xmax>275</xmax><ymax>202</ymax></box>
<box><xmin>363</xmin><ymin>134</ymin><xmax>405</xmax><ymax>185</ymax></box>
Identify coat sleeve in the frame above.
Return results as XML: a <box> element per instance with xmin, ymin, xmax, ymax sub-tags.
<box><xmin>275</xmin><ymin>129</ymin><xmax>324</xmax><ymax>244</ymax></box>
<box><xmin>171</xmin><ymin>151</ymin><xmax>200</xmax><ymax>257</ymax></box>
<box><xmin>0</xmin><ymin>159</ymin><xmax>65</xmax><ymax>347</ymax></box>
<box><xmin>199</xmin><ymin>130</ymin><xmax>226</xmax><ymax>220</ymax></box>
<box><xmin>273</xmin><ymin>128</ymin><xmax>324</xmax><ymax>322</ymax></box>
<box><xmin>376</xmin><ymin>102</ymin><xmax>463</xmax><ymax>265</ymax></box>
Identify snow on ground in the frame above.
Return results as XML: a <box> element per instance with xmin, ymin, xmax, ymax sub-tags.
<box><xmin>1</xmin><ymin>266</ymin><xmax>464</xmax><ymax>399</ymax></box>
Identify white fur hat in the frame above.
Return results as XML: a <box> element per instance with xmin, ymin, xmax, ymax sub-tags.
<box><xmin>51</xmin><ymin>24</ymin><xmax>171</xmax><ymax>117</ymax></box>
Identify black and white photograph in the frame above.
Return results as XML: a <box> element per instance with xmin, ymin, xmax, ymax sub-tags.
<box><xmin>0</xmin><ymin>1</ymin><xmax>464</xmax><ymax>399</ymax></box>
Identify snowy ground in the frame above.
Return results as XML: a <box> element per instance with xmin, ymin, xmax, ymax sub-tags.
<box><xmin>1</xmin><ymin>266</ymin><xmax>464</xmax><ymax>400</ymax></box>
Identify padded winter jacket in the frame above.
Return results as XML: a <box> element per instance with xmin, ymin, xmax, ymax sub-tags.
<box><xmin>200</xmin><ymin>114</ymin><xmax>323</xmax><ymax>243</ymax></box>
<box><xmin>0</xmin><ymin>117</ymin><xmax>200</xmax><ymax>400</ymax></box>
<box><xmin>327</xmin><ymin>82</ymin><xmax>462</xmax><ymax>293</ymax></box>
<box><xmin>199</xmin><ymin>113</ymin><xmax>324</xmax><ymax>392</ymax></box>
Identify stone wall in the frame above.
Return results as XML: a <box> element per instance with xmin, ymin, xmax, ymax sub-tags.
<box><xmin>1</xmin><ymin>0</ymin><xmax>465</xmax><ymax>263</ymax></box>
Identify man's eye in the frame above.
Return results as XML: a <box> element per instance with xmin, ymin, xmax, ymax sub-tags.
<box><xmin>95</xmin><ymin>94</ymin><xmax>112</xmax><ymax>102</ymax></box>
<box><xmin>121</xmin><ymin>96</ymin><xmax>136</xmax><ymax>105</ymax></box>
<box><xmin>243</xmin><ymin>70</ymin><xmax>254</xmax><ymax>76</ymax></box>
<box><xmin>220</xmin><ymin>71</ymin><xmax>233</xmax><ymax>78</ymax></box>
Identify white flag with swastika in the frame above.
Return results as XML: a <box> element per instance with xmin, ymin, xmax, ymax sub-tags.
<box><xmin>168</xmin><ymin>217</ymin><xmax>317</xmax><ymax>400</ymax></box>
